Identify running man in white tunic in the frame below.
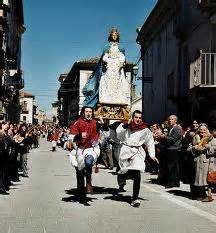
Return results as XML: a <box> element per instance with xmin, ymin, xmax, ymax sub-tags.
<box><xmin>115</xmin><ymin>110</ymin><xmax>158</xmax><ymax>207</ymax></box>
<box><xmin>69</xmin><ymin>106</ymin><xmax>107</xmax><ymax>201</ymax></box>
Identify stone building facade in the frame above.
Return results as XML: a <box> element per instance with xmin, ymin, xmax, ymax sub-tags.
<box><xmin>137</xmin><ymin>0</ymin><xmax>216</xmax><ymax>127</ymax></box>
<box><xmin>19</xmin><ymin>91</ymin><xmax>34</xmax><ymax>124</ymax></box>
<box><xmin>51</xmin><ymin>101</ymin><xmax>59</xmax><ymax>124</ymax></box>
<box><xmin>0</xmin><ymin>0</ymin><xmax>25</xmax><ymax>121</ymax></box>
<box><xmin>131</xmin><ymin>96</ymin><xmax>142</xmax><ymax>113</ymax></box>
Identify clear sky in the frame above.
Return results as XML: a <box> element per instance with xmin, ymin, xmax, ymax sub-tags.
<box><xmin>22</xmin><ymin>0</ymin><xmax>157</xmax><ymax>116</ymax></box>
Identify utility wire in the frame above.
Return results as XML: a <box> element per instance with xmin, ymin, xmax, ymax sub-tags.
<box><xmin>24</xmin><ymin>39</ymin><xmax>137</xmax><ymax>45</ymax></box>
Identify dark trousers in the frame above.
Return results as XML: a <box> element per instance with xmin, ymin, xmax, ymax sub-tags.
<box><xmin>101</xmin><ymin>149</ymin><xmax>114</xmax><ymax>168</ymax></box>
<box><xmin>0</xmin><ymin>170</ymin><xmax>6</xmax><ymax>191</ymax></box>
<box><xmin>76</xmin><ymin>169</ymin><xmax>85</xmax><ymax>197</ymax></box>
<box><xmin>118</xmin><ymin>170</ymin><xmax>141</xmax><ymax>200</ymax></box>
<box><xmin>20</xmin><ymin>153</ymin><xmax>28</xmax><ymax>176</ymax></box>
<box><xmin>76</xmin><ymin>155</ymin><xmax>94</xmax><ymax>196</ymax></box>
<box><xmin>165</xmin><ymin>150</ymin><xmax>180</xmax><ymax>187</ymax></box>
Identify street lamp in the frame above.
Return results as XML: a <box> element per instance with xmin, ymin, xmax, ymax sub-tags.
<box><xmin>131</xmin><ymin>66</ymin><xmax>139</xmax><ymax>101</ymax></box>
<box><xmin>9</xmin><ymin>85</ymin><xmax>14</xmax><ymax>91</ymax></box>
<box><xmin>60</xmin><ymin>97</ymin><xmax>63</xmax><ymax>111</ymax></box>
<box><xmin>133</xmin><ymin>66</ymin><xmax>139</xmax><ymax>80</ymax></box>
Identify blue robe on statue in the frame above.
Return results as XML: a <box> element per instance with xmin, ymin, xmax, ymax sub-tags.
<box><xmin>82</xmin><ymin>43</ymin><xmax>125</xmax><ymax>108</ymax></box>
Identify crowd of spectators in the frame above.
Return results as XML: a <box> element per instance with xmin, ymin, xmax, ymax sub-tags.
<box><xmin>147</xmin><ymin>116</ymin><xmax>216</xmax><ymax>202</ymax></box>
<box><xmin>0</xmin><ymin>121</ymin><xmax>43</xmax><ymax>195</ymax></box>
<box><xmin>2</xmin><ymin>115</ymin><xmax>215</xmax><ymax>203</ymax></box>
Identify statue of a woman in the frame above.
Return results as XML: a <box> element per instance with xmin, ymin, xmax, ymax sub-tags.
<box><xmin>82</xmin><ymin>28</ymin><xmax>130</xmax><ymax>108</ymax></box>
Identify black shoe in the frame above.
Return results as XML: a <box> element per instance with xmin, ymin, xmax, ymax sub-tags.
<box><xmin>3</xmin><ymin>185</ymin><xmax>9</xmax><ymax>191</ymax></box>
<box><xmin>6</xmin><ymin>181</ymin><xmax>13</xmax><ymax>186</ymax></box>
<box><xmin>77</xmin><ymin>194</ymin><xmax>87</xmax><ymax>203</ymax></box>
<box><xmin>0</xmin><ymin>189</ymin><xmax>9</xmax><ymax>195</ymax></box>
<box><xmin>118</xmin><ymin>185</ymin><xmax>126</xmax><ymax>192</ymax></box>
<box><xmin>165</xmin><ymin>183</ymin><xmax>180</xmax><ymax>189</ymax></box>
<box><xmin>12</xmin><ymin>177</ymin><xmax>20</xmax><ymax>182</ymax></box>
<box><xmin>165</xmin><ymin>185</ymin><xmax>175</xmax><ymax>189</ymax></box>
<box><xmin>131</xmin><ymin>199</ymin><xmax>140</xmax><ymax>207</ymax></box>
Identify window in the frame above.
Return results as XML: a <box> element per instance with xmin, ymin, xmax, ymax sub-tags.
<box><xmin>145</xmin><ymin>50</ymin><xmax>149</xmax><ymax>75</ymax></box>
<box><xmin>167</xmin><ymin>72</ymin><xmax>175</xmax><ymax>97</ymax></box>
<box><xmin>23</xmin><ymin>101</ymin><xmax>28</xmax><ymax>111</ymax></box>
<box><xmin>0</xmin><ymin>100</ymin><xmax>3</xmax><ymax>114</ymax></box>
<box><xmin>21</xmin><ymin>101</ymin><xmax>28</xmax><ymax>113</ymax></box>
<box><xmin>157</xmin><ymin>36</ymin><xmax>162</xmax><ymax>64</ymax></box>
<box><xmin>150</xmin><ymin>45</ymin><xmax>153</xmax><ymax>76</ymax></box>
<box><xmin>143</xmin><ymin>49</ymin><xmax>153</xmax><ymax>83</ymax></box>
<box><xmin>182</xmin><ymin>45</ymin><xmax>189</xmax><ymax>95</ymax></box>
<box><xmin>23</xmin><ymin>116</ymin><xmax>26</xmax><ymax>122</ymax></box>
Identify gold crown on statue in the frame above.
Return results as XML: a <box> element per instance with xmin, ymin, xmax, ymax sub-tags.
<box><xmin>109</xmin><ymin>27</ymin><xmax>119</xmax><ymax>35</ymax></box>
<box><xmin>108</xmin><ymin>27</ymin><xmax>120</xmax><ymax>42</ymax></box>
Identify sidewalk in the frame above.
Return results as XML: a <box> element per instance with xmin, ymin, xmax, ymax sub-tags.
<box><xmin>142</xmin><ymin>173</ymin><xmax>216</xmax><ymax>218</ymax></box>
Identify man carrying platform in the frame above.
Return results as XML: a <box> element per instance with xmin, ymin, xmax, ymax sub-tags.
<box><xmin>115</xmin><ymin>110</ymin><xmax>158</xmax><ymax>207</ymax></box>
<box><xmin>69</xmin><ymin>106</ymin><xmax>107</xmax><ymax>200</ymax></box>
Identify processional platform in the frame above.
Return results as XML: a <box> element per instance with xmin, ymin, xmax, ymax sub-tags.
<box><xmin>94</xmin><ymin>103</ymin><xmax>131</xmax><ymax>120</ymax></box>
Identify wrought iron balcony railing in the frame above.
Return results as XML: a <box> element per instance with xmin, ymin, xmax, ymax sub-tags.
<box><xmin>5</xmin><ymin>76</ymin><xmax>24</xmax><ymax>89</ymax></box>
<box><xmin>190</xmin><ymin>51</ymin><xmax>216</xmax><ymax>88</ymax></box>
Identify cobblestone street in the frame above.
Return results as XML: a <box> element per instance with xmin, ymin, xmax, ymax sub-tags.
<box><xmin>1</xmin><ymin>138</ymin><xmax>216</xmax><ymax>233</ymax></box>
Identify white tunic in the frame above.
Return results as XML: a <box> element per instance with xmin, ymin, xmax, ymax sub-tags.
<box><xmin>68</xmin><ymin>146</ymin><xmax>100</xmax><ymax>171</ymax></box>
<box><xmin>116</xmin><ymin>124</ymin><xmax>155</xmax><ymax>174</ymax></box>
<box><xmin>99</xmin><ymin>43</ymin><xmax>130</xmax><ymax>105</ymax></box>
<box><xmin>67</xmin><ymin>135</ymin><xmax>100</xmax><ymax>171</ymax></box>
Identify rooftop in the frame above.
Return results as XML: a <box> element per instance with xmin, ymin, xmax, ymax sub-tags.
<box><xmin>136</xmin><ymin>0</ymin><xmax>176</xmax><ymax>46</ymax></box>
<box><xmin>76</xmin><ymin>57</ymin><xmax>100</xmax><ymax>64</ymax></box>
<box><xmin>20</xmin><ymin>91</ymin><xmax>35</xmax><ymax>98</ymax></box>
<box><xmin>76</xmin><ymin>56</ymin><xmax>134</xmax><ymax>66</ymax></box>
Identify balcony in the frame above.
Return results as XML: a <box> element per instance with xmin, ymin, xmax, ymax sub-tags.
<box><xmin>0</xmin><ymin>49</ymin><xmax>4</xmax><ymax>68</ymax></box>
<box><xmin>5</xmin><ymin>76</ymin><xmax>24</xmax><ymax>89</ymax></box>
<box><xmin>0</xmin><ymin>0</ymin><xmax>9</xmax><ymax>9</ymax></box>
<box><xmin>6</xmin><ymin>58</ymin><xmax>18</xmax><ymax>69</ymax></box>
<box><xmin>20</xmin><ymin>100</ymin><xmax>29</xmax><ymax>114</ymax></box>
<box><xmin>21</xmin><ymin>109</ymin><xmax>29</xmax><ymax>114</ymax></box>
<box><xmin>14</xmin><ymin>77</ymin><xmax>24</xmax><ymax>89</ymax></box>
<box><xmin>5</xmin><ymin>70</ymin><xmax>25</xmax><ymax>89</ymax></box>
<box><xmin>0</xmin><ymin>0</ymin><xmax>9</xmax><ymax>17</ymax></box>
<box><xmin>190</xmin><ymin>51</ymin><xmax>216</xmax><ymax>88</ymax></box>
<box><xmin>199</xmin><ymin>0</ymin><xmax>216</xmax><ymax>8</ymax></box>
<box><xmin>0</xmin><ymin>99</ymin><xmax>4</xmax><ymax>117</ymax></box>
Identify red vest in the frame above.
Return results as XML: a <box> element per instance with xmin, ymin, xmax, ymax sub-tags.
<box><xmin>70</xmin><ymin>117</ymin><xmax>99</xmax><ymax>149</ymax></box>
<box><xmin>50</xmin><ymin>132</ymin><xmax>59</xmax><ymax>141</ymax></box>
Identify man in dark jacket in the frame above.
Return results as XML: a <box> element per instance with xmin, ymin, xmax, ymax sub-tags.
<box><xmin>160</xmin><ymin>115</ymin><xmax>182</xmax><ymax>188</ymax></box>
<box><xmin>0</xmin><ymin>129</ymin><xmax>9</xmax><ymax>195</ymax></box>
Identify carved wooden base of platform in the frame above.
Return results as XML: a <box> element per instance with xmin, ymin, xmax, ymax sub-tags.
<box><xmin>94</xmin><ymin>104</ymin><xmax>131</xmax><ymax>120</ymax></box>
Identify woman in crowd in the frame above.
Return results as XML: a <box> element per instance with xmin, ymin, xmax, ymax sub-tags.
<box><xmin>205</xmin><ymin>129</ymin><xmax>216</xmax><ymax>202</ymax></box>
<box><xmin>14</xmin><ymin>124</ymin><xmax>29</xmax><ymax>177</ymax></box>
<box><xmin>0</xmin><ymin>127</ymin><xmax>9</xmax><ymax>194</ymax></box>
<box><xmin>188</xmin><ymin>123</ymin><xmax>213</xmax><ymax>201</ymax></box>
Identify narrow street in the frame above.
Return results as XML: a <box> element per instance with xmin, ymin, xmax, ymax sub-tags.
<box><xmin>1</xmin><ymin>138</ymin><xmax>216</xmax><ymax>233</ymax></box>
